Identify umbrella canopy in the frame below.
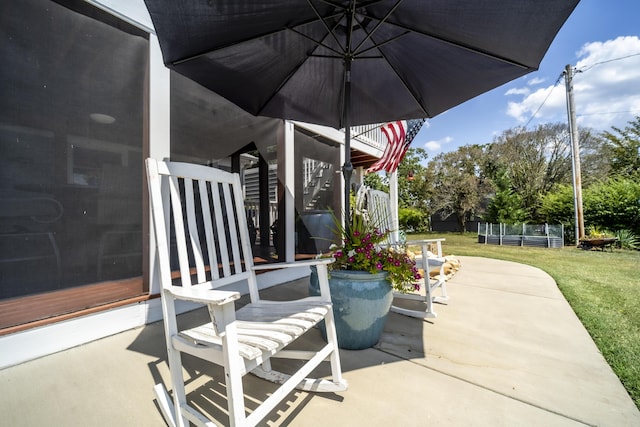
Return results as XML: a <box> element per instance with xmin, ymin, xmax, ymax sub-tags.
<box><xmin>144</xmin><ymin>0</ymin><xmax>579</xmax><ymax>221</ymax></box>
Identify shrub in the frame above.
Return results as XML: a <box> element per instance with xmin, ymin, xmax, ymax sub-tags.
<box><xmin>398</xmin><ymin>207</ymin><xmax>427</xmax><ymax>232</ymax></box>
<box><xmin>584</xmin><ymin>178</ymin><xmax>640</xmax><ymax>235</ymax></box>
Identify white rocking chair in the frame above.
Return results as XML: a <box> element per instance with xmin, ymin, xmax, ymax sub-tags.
<box><xmin>146</xmin><ymin>159</ymin><xmax>347</xmax><ymax>427</ymax></box>
<box><xmin>356</xmin><ymin>186</ymin><xmax>449</xmax><ymax>319</ymax></box>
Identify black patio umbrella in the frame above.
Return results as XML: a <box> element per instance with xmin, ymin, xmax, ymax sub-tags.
<box><xmin>143</xmin><ymin>0</ymin><xmax>579</xmax><ymax>223</ymax></box>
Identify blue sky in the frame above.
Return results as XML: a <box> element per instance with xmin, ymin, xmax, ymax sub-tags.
<box><xmin>412</xmin><ymin>0</ymin><xmax>640</xmax><ymax>160</ymax></box>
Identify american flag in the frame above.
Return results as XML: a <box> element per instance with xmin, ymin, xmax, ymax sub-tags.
<box><xmin>367</xmin><ymin>118</ymin><xmax>427</xmax><ymax>174</ymax></box>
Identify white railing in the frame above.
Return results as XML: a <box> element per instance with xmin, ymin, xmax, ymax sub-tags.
<box><xmin>351</xmin><ymin>124</ymin><xmax>386</xmax><ymax>151</ymax></box>
<box><xmin>245</xmin><ymin>201</ymin><xmax>278</xmax><ymax>245</ymax></box>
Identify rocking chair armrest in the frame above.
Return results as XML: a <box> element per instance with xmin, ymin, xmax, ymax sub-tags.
<box><xmin>166</xmin><ymin>285</ymin><xmax>240</xmax><ymax>306</ymax></box>
<box><xmin>405</xmin><ymin>238</ymin><xmax>446</xmax><ymax>258</ymax></box>
<box><xmin>405</xmin><ymin>238</ymin><xmax>445</xmax><ymax>245</ymax></box>
<box><xmin>252</xmin><ymin>257</ymin><xmax>333</xmax><ymax>272</ymax></box>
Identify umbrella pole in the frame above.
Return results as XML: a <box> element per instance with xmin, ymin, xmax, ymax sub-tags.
<box><xmin>342</xmin><ymin>3</ymin><xmax>355</xmax><ymax>230</ymax></box>
<box><xmin>342</xmin><ymin>57</ymin><xmax>353</xmax><ymax>230</ymax></box>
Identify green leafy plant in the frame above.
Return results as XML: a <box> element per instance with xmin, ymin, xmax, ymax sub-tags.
<box><xmin>322</xmin><ymin>212</ymin><xmax>422</xmax><ymax>293</ymax></box>
<box><xmin>615</xmin><ymin>229</ymin><xmax>640</xmax><ymax>250</ymax></box>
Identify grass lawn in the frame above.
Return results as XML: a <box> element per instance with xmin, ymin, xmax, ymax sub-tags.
<box><xmin>408</xmin><ymin>232</ymin><xmax>640</xmax><ymax>409</ymax></box>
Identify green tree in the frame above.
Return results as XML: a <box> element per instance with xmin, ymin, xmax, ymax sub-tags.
<box><xmin>579</xmin><ymin>127</ymin><xmax>612</xmax><ymax>186</ymax></box>
<box><xmin>484</xmin><ymin>168</ymin><xmax>526</xmax><ymax>223</ymax></box>
<box><xmin>396</xmin><ymin>147</ymin><xmax>430</xmax><ymax>210</ymax></box>
<box><xmin>362</xmin><ymin>171</ymin><xmax>387</xmax><ymax>192</ymax></box>
<box><xmin>427</xmin><ymin>144</ymin><xmax>490</xmax><ymax>232</ymax></box>
<box><xmin>485</xmin><ymin>123</ymin><xmax>573</xmax><ymax>221</ymax></box>
<box><xmin>599</xmin><ymin>115</ymin><xmax>640</xmax><ymax>179</ymax></box>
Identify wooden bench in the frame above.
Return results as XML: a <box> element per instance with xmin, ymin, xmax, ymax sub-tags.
<box><xmin>146</xmin><ymin>159</ymin><xmax>347</xmax><ymax>427</ymax></box>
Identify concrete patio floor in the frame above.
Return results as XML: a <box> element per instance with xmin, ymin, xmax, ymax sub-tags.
<box><xmin>1</xmin><ymin>256</ymin><xmax>638</xmax><ymax>426</ymax></box>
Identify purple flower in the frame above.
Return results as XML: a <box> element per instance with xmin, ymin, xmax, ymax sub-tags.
<box><xmin>376</xmin><ymin>262</ymin><xmax>383</xmax><ymax>269</ymax></box>
<box><xmin>413</xmin><ymin>283</ymin><xmax>421</xmax><ymax>291</ymax></box>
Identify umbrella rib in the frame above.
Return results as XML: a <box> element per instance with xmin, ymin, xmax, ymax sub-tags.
<box><xmin>354</xmin><ymin>31</ymin><xmax>409</xmax><ymax>57</ymax></box>
<box><xmin>171</xmin><ymin>10</ymin><xmax>343</xmax><ymax>66</ymax></box>
<box><xmin>372</xmin><ymin>18</ymin><xmax>535</xmax><ymax>70</ymax></box>
<box><xmin>352</xmin><ymin>0</ymin><xmax>404</xmax><ymax>55</ymax></box>
<box><xmin>287</xmin><ymin>26</ymin><xmax>345</xmax><ymax>58</ymax></box>
<box><xmin>252</xmin><ymin>2</ymin><xmax>352</xmax><ymax>118</ymax></box>
<box><xmin>373</xmin><ymin>44</ymin><xmax>432</xmax><ymax>118</ymax></box>
<box><xmin>348</xmin><ymin>0</ymin><xmax>430</xmax><ymax>117</ymax></box>
<box><xmin>306</xmin><ymin>0</ymin><xmax>347</xmax><ymax>54</ymax></box>
<box><xmin>253</xmin><ymin>26</ymin><xmax>347</xmax><ymax>116</ymax></box>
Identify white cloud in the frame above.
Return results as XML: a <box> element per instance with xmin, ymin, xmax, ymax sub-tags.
<box><xmin>528</xmin><ymin>76</ymin><xmax>546</xmax><ymax>86</ymax></box>
<box><xmin>506</xmin><ymin>36</ymin><xmax>640</xmax><ymax>131</ymax></box>
<box><xmin>424</xmin><ymin>136</ymin><xmax>452</xmax><ymax>152</ymax></box>
<box><xmin>505</xmin><ymin>87</ymin><xmax>530</xmax><ymax>96</ymax></box>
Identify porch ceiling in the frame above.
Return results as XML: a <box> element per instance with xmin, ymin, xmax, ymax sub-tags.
<box><xmin>350</xmin><ymin>149</ymin><xmax>379</xmax><ymax>169</ymax></box>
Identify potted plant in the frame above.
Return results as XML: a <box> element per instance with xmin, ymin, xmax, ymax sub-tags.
<box><xmin>310</xmin><ymin>212</ymin><xmax>422</xmax><ymax>349</ymax></box>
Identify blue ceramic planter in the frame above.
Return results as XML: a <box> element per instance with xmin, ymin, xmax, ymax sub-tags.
<box><xmin>310</xmin><ymin>267</ymin><xmax>393</xmax><ymax>350</ymax></box>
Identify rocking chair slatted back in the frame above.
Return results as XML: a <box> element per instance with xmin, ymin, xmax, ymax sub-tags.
<box><xmin>146</xmin><ymin>159</ymin><xmax>347</xmax><ymax>427</ymax></box>
<box><xmin>157</xmin><ymin>160</ymin><xmax>257</xmax><ymax>293</ymax></box>
<box><xmin>355</xmin><ymin>185</ymin><xmax>449</xmax><ymax>319</ymax></box>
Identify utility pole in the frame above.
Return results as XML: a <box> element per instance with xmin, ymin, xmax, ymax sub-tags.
<box><xmin>563</xmin><ymin>64</ymin><xmax>585</xmax><ymax>245</ymax></box>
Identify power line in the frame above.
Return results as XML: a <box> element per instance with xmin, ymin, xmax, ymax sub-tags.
<box><xmin>577</xmin><ymin>52</ymin><xmax>640</xmax><ymax>73</ymax></box>
<box><xmin>524</xmin><ymin>51</ymin><xmax>640</xmax><ymax>127</ymax></box>
<box><xmin>523</xmin><ymin>74</ymin><xmax>564</xmax><ymax>128</ymax></box>
<box><xmin>577</xmin><ymin>109</ymin><xmax>640</xmax><ymax>117</ymax></box>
